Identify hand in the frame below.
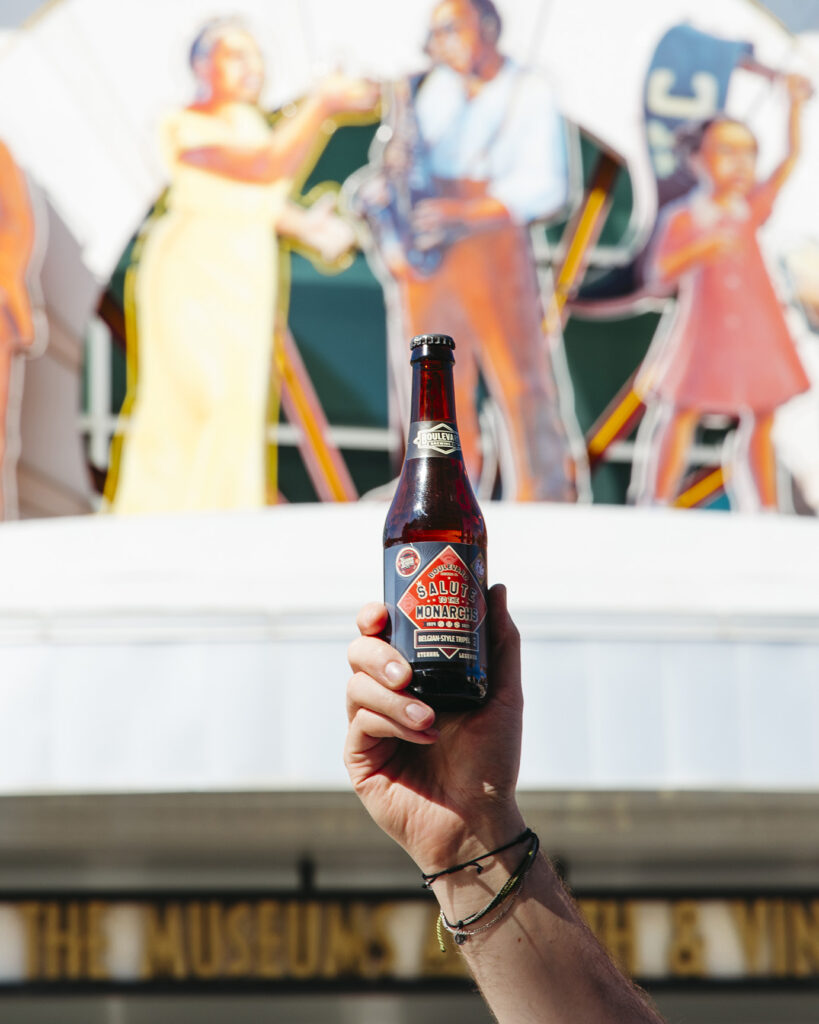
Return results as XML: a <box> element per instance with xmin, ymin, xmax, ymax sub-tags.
<box><xmin>382</xmin><ymin>135</ymin><xmax>413</xmax><ymax>176</ymax></box>
<box><xmin>411</xmin><ymin>199</ymin><xmax>459</xmax><ymax>252</ymax></box>
<box><xmin>411</xmin><ymin>197</ymin><xmax>466</xmax><ymax>245</ymax></box>
<box><xmin>705</xmin><ymin>226</ymin><xmax>743</xmax><ymax>260</ymax></box>
<box><xmin>300</xmin><ymin>193</ymin><xmax>357</xmax><ymax>263</ymax></box>
<box><xmin>381</xmin><ymin>241</ymin><xmax>416</xmax><ymax>280</ymax></box>
<box><xmin>785</xmin><ymin>73</ymin><xmax>814</xmax><ymax>104</ymax></box>
<box><xmin>320</xmin><ymin>74</ymin><xmax>380</xmax><ymax>117</ymax></box>
<box><xmin>411</xmin><ymin>196</ymin><xmax>508</xmax><ymax>249</ymax></box>
<box><xmin>344</xmin><ymin>584</ymin><xmax>525</xmax><ymax>873</ymax></box>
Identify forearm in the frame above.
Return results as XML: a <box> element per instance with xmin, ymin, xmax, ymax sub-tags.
<box><xmin>427</xmin><ymin>818</ymin><xmax>664</xmax><ymax>1024</ymax></box>
<box><xmin>266</xmin><ymin>94</ymin><xmax>333</xmax><ymax>179</ymax></box>
<box><xmin>656</xmin><ymin>236</ymin><xmax>723</xmax><ymax>280</ymax></box>
<box><xmin>789</xmin><ymin>98</ymin><xmax>802</xmax><ymax>157</ymax></box>
<box><xmin>768</xmin><ymin>83</ymin><xmax>809</xmax><ymax>193</ymax></box>
<box><xmin>768</xmin><ymin>104</ymin><xmax>801</xmax><ymax>193</ymax></box>
<box><xmin>343</xmin><ymin>592</ymin><xmax>664</xmax><ymax>1022</ymax></box>
<box><xmin>461</xmin><ymin>196</ymin><xmax>512</xmax><ymax>232</ymax></box>
<box><xmin>178</xmin><ymin>145</ymin><xmax>276</xmax><ymax>182</ymax></box>
<box><xmin>412</xmin><ymin>195</ymin><xmax>511</xmax><ymax>250</ymax></box>
<box><xmin>275</xmin><ymin>202</ymin><xmax>309</xmax><ymax>240</ymax></box>
<box><xmin>179</xmin><ymin>96</ymin><xmax>333</xmax><ymax>184</ymax></box>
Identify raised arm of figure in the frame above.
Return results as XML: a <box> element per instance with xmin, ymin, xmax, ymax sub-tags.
<box><xmin>763</xmin><ymin>73</ymin><xmax>813</xmax><ymax>198</ymax></box>
<box><xmin>344</xmin><ymin>585</ymin><xmax>666</xmax><ymax>1024</ymax></box>
<box><xmin>180</xmin><ymin>76</ymin><xmax>379</xmax><ymax>184</ymax></box>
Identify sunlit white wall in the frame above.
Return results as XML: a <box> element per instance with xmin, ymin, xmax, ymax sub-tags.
<box><xmin>0</xmin><ymin>504</ymin><xmax>817</xmax><ymax>794</ymax></box>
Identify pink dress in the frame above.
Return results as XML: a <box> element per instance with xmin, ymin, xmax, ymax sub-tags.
<box><xmin>639</xmin><ymin>182</ymin><xmax>809</xmax><ymax>414</ymax></box>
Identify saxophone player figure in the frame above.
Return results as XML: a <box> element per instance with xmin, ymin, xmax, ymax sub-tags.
<box><xmin>349</xmin><ymin>0</ymin><xmax>587</xmax><ymax>502</ymax></box>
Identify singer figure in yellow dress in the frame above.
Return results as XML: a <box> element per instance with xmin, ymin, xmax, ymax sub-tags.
<box><xmin>113</xmin><ymin>19</ymin><xmax>375</xmax><ymax>514</ymax></box>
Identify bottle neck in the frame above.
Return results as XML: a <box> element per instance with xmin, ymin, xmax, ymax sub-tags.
<box><xmin>410</xmin><ymin>354</ymin><xmax>458</xmax><ymax>424</ymax></box>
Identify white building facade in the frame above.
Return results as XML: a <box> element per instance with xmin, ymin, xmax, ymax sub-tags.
<box><xmin>0</xmin><ymin>503</ymin><xmax>818</xmax><ymax>1022</ymax></box>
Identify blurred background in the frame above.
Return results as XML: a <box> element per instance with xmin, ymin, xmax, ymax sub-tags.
<box><xmin>1</xmin><ymin>0</ymin><xmax>819</xmax><ymax>1020</ymax></box>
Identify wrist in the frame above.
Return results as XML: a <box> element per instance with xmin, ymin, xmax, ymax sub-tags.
<box><xmin>430</xmin><ymin>827</ymin><xmax>543</xmax><ymax>936</ymax></box>
<box><xmin>312</xmin><ymin>88</ymin><xmax>336</xmax><ymax>119</ymax></box>
<box><xmin>411</xmin><ymin>802</ymin><xmax>526</xmax><ymax>878</ymax></box>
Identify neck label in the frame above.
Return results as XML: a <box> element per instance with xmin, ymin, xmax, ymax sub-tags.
<box><xmin>407</xmin><ymin>420</ymin><xmax>461</xmax><ymax>459</ymax></box>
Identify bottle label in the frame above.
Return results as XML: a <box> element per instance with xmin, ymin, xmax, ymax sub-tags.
<box><xmin>384</xmin><ymin>541</ymin><xmax>488</xmax><ymax>664</ymax></box>
<box><xmin>406</xmin><ymin>420</ymin><xmax>461</xmax><ymax>459</ymax></box>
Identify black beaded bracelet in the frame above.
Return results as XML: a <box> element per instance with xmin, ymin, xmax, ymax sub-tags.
<box><xmin>421</xmin><ymin>828</ymin><xmax>534</xmax><ymax>888</ymax></box>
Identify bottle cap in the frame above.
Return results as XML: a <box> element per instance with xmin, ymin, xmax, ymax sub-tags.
<box><xmin>410</xmin><ymin>334</ymin><xmax>455</xmax><ymax>350</ymax></box>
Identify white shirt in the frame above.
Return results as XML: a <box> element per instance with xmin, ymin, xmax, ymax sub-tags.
<box><xmin>414</xmin><ymin>58</ymin><xmax>569</xmax><ymax>224</ymax></box>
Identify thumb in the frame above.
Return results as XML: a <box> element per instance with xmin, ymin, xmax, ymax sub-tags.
<box><xmin>487</xmin><ymin>583</ymin><xmax>522</xmax><ymax>710</ymax></box>
<box><xmin>310</xmin><ymin>191</ymin><xmax>337</xmax><ymax>217</ymax></box>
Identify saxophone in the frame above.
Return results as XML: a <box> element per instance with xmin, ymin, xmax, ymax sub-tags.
<box><xmin>346</xmin><ymin>75</ymin><xmax>444</xmax><ymax>276</ymax></box>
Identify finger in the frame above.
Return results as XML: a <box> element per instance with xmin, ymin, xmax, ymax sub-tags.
<box><xmin>313</xmin><ymin>190</ymin><xmax>336</xmax><ymax>210</ymax></box>
<box><xmin>347</xmin><ymin>635</ymin><xmax>412</xmax><ymax>690</ymax></box>
<box><xmin>346</xmin><ymin>707</ymin><xmax>438</xmax><ymax>762</ymax></box>
<box><xmin>412</xmin><ymin>206</ymin><xmax>440</xmax><ymax>227</ymax></box>
<box><xmin>347</xmin><ymin>670</ymin><xmax>435</xmax><ymax>729</ymax></box>
<box><xmin>356</xmin><ymin>602</ymin><xmax>389</xmax><ymax>637</ymax></box>
<box><xmin>487</xmin><ymin>583</ymin><xmax>523</xmax><ymax>709</ymax></box>
<box><xmin>413</xmin><ymin>212</ymin><xmax>440</xmax><ymax>233</ymax></box>
<box><xmin>414</xmin><ymin>234</ymin><xmax>439</xmax><ymax>252</ymax></box>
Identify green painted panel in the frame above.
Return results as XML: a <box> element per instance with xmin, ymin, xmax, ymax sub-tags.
<box><xmin>288</xmin><ymin>253</ymin><xmax>387</xmax><ymax>430</ymax></box>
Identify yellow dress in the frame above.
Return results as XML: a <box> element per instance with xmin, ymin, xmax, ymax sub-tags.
<box><xmin>113</xmin><ymin>104</ymin><xmax>291</xmax><ymax>514</ymax></box>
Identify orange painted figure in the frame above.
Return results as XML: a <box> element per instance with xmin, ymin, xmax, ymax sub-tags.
<box><xmin>354</xmin><ymin>0</ymin><xmax>583</xmax><ymax>502</ymax></box>
<box><xmin>0</xmin><ymin>141</ymin><xmax>38</xmax><ymax>520</ymax></box>
<box><xmin>631</xmin><ymin>74</ymin><xmax>813</xmax><ymax>510</ymax></box>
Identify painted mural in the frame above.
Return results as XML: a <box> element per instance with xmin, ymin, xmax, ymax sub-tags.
<box><xmin>0</xmin><ymin>0</ymin><xmax>818</xmax><ymax>516</ymax></box>
<box><xmin>0</xmin><ymin>141</ymin><xmax>46</xmax><ymax>521</ymax></box>
<box><xmin>346</xmin><ymin>0</ymin><xmax>586</xmax><ymax>502</ymax></box>
<box><xmin>107</xmin><ymin>19</ymin><xmax>376</xmax><ymax>514</ymax></box>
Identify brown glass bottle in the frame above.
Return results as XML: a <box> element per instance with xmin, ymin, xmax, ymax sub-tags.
<box><xmin>383</xmin><ymin>334</ymin><xmax>488</xmax><ymax>711</ymax></box>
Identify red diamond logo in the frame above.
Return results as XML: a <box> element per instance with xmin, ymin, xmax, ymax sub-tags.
<box><xmin>397</xmin><ymin>546</ymin><xmax>487</xmax><ymax>658</ymax></box>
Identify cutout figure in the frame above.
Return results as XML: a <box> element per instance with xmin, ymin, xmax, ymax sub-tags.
<box><xmin>112</xmin><ymin>19</ymin><xmax>375</xmax><ymax>513</ymax></box>
<box><xmin>630</xmin><ymin>74</ymin><xmax>813</xmax><ymax>510</ymax></box>
<box><xmin>0</xmin><ymin>141</ymin><xmax>42</xmax><ymax>520</ymax></box>
<box><xmin>349</xmin><ymin>0</ymin><xmax>585</xmax><ymax>502</ymax></box>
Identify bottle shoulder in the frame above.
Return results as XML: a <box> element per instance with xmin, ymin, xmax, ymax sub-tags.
<box><xmin>384</xmin><ymin>459</ymin><xmax>486</xmax><ymax>546</ymax></box>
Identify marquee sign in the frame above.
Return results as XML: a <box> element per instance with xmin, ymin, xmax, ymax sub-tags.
<box><xmin>1</xmin><ymin>892</ymin><xmax>818</xmax><ymax>989</ymax></box>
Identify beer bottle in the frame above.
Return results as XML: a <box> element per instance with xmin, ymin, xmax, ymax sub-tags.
<box><xmin>383</xmin><ymin>334</ymin><xmax>488</xmax><ymax>711</ymax></box>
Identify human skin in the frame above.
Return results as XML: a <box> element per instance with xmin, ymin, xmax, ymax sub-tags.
<box><xmin>657</xmin><ymin>75</ymin><xmax>812</xmax><ymax>282</ymax></box>
<box><xmin>192</xmin><ymin>27</ymin><xmax>266</xmax><ymax>108</ymax></box>
<box><xmin>179</xmin><ymin>28</ymin><xmax>379</xmax><ymax>184</ymax></box>
<box><xmin>410</xmin><ymin>0</ymin><xmax>510</xmax><ymax>242</ymax></box>
<box><xmin>0</xmin><ymin>141</ymin><xmax>36</xmax><ymax>519</ymax></box>
<box><xmin>345</xmin><ymin>586</ymin><xmax>666</xmax><ymax>1023</ymax></box>
<box><xmin>426</xmin><ymin>0</ymin><xmax>503</xmax><ymax>86</ymax></box>
<box><xmin>643</xmin><ymin>74</ymin><xmax>813</xmax><ymax>508</ymax></box>
<box><xmin>367</xmin><ymin>0</ymin><xmax>578</xmax><ymax>503</ymax></box>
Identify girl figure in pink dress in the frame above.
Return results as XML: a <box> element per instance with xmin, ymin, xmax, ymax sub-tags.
<box><xmin>631</xmin><ymin>73</ymin><xmax>813</xmax><ymax>510</ymax></box>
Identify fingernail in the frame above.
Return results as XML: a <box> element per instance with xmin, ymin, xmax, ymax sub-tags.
<box><xmin>385</xmin><ymin>661</ymin><xmax>410</xmax><ymax>685</ymax></box>
<box><xmin>405</xmin><ymin>702</ymin><xmax>431</xmax><ymax>724</ymax></box>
